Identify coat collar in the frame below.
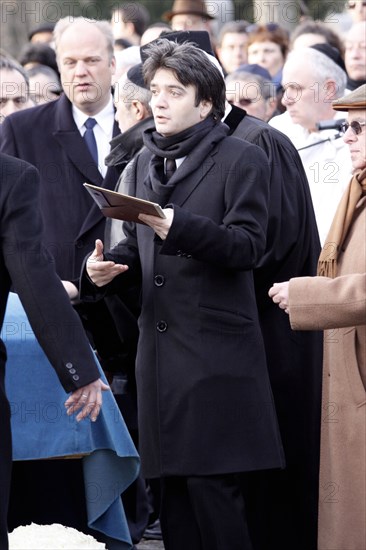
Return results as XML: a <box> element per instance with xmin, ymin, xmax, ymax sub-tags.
<box><xmin>105</xmin><ymin>116</ymin><xmax>155</xmax><ymax>170</ymax></box>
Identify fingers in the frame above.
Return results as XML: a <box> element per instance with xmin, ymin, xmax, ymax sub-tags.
<box><xmin>65</xmin><ymin>380</ymin><xmax>110</xmax><ymax>422</ymax></box>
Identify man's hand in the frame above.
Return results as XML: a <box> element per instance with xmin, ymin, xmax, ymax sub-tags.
<box><xmin>64</xmin><ymin>378</ymin><xmax>110</xmax><ymax>422</ymax></box>
<box><xmin>268</xmin><ymin>282</ymin><xmax>290</xmax><ymax>314</ymax></box>
<box><xmin>86</xmin><ymin>239</ymin><xmax>128</xmax><ymax>287</ymax></box>
<box><xmin>139</xmin><ymin>208</ymin><xmax>174</xmax><ymax>240</ymax></box>
<box><xmin>62</xmin><ymin>280</ymin><xmax>79</xmax><ymax>301</ymax></box>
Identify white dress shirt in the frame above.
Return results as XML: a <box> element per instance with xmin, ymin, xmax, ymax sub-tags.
<box><xmin>73</xmin><ymin>97</ymin><xmax>115</xmax><ymax>178</ymax></box>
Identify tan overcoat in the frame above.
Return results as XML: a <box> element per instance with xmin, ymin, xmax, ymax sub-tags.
<box><xmin>289</xmin><ymin>195</ymin><xmax>366</xmax><ymax>550</ymax></box>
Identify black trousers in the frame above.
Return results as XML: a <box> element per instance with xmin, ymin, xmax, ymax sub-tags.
<box><xmin>160</xmin><ymin>474</ymin><xmax>254</xmax><ymax>550</ymax></box>
<box><xmin>0</xmin><ymin>363</ymin><xmax>11</xmax><ymax>550</ymax></box>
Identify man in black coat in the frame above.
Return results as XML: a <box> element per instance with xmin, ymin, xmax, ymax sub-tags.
<box><xmin>83</xmin><ymin>39</ymin><xmax>284</xmax><ymax>550</ymax></box>
<box><xmin>0</xmin><ymin>153</ymin><xmax>108</xmax><ymax>550</ymax></box>
<box><xmin>141</xmin><ymin>30</ymin><xmax>322</xmax><ymax>548</ymax></box>
<box><xmin>0</xmin><ymin>16</ymin><xmax>134</xmax><ymax>536</ymax></box>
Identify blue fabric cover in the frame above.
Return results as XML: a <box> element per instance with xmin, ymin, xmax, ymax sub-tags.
<box><xmin>4</xmin><ymin>293</ymin><xmax>140</xmax><ymax>549</ymax></box>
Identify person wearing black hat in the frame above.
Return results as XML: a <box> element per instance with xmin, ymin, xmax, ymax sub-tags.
<box><xmin>270</xmin><ymin>44</ymin><xmax>353</xmax><ymax>246</ymax></box>
<box><xmin>143</xmin><ymin>30</ymin><xmax>323</xmax><ymax>550</ymax></box>
<box><xmin>269</xmin><ymin>83</ymin><xmax>366</xmax><ymax>550</ymax></box>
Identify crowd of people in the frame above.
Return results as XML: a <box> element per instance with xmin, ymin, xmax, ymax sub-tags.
<box><xmin>0</xmin><ymin>1</ymin><xmax>365</xmax><ymax>549</ymax></box>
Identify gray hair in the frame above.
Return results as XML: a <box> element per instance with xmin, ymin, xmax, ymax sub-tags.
<box><xmin>116</xmin><ymin>75</ymin><xmax>152</xmax><ymax>113</ymax></box>
<box><xmin>225</xmin><ymin>71</ymin><xmax>277</xmax><ymax>101</ymax></box>
<box><xmin>286</xmin><ymin>47</ymin><xmax>347</xmax><ymax>98</ymax></box>
<box><xmin>54</xmin><ymin>17</ymin><xmax>115</xmax><ymax>62</ymax></box>
<box><xmin>0</xmin><ymin>52</ymin><xmax>29</xmax><ymax>90</ymax></box>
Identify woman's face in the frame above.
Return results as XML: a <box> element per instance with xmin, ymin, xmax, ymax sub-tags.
<box><xmin>247</xmin><ymin>40</ymin><xmax>284</xmax><ymax>77</ymax></box>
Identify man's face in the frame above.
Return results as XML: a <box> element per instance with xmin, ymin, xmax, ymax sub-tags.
<box><xmin>57</xmin><ymin>22</ymin><xmax>115</xmax><ymax>115</ymax></box>
<box><xmin>226</xmin><ymin>79</ymin><xmax>276</xmax><ymax>122</ymax></box>
<box><xmin>150</xmin><ymin>68</ymin><xmax>212</xmax><ymax>136</ymax></box>
<box><xmin>345</xmin><ymin>23</ymin><xmax>366</xmax><ymax>81</ymax></box>
<box><xmin>281</xmin><ymin>58</ymin><xmax>335</xmax><ymax>131</ymax></box>
<box><xmin>114</xmin><ymin>74</ymin><xmax>136</xmax><ymax>132</ymax></box>
<box><xmin>343</xmin><ymin>109</ymin><xmax>366</xmax><ymax>173</ymax></box>
<box><xmin>217</xmin><ymin>33</ymin><xmax>248</xmax><ymax>74</ymax></box>
<box><xmin>171</xmin><ymin>14</ymin><xmax>210</xmax><ymax>31</ymax></box>
<box><xmin>0</xmin><ymin>69</ymin><xmax>33</xmax><ymax>120</ymax></box>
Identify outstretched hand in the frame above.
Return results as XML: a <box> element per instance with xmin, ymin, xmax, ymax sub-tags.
<box><xmin>86</xmin><ymin>239</ymin><xmax>128</xmax><ymax>287</ymax></box>
<box><xmin>65</xmin><ymin>378</ymin><xmax>110</xmax><ymax>422</ymax></box>
<box><xmin>268</xmin><ymin>282</ymin><xmax>290</xmax><ymax>314</ymax></box>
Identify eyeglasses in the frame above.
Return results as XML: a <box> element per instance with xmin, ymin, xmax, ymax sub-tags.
<box><xmin>340</xmin><ymin>120</ymin><xmax>366</xmax><ymax>135</ymax></box>
<box><xmin>347</xmin><ymin>1</ymin><xmax>366</xmax><ymax>8</ymax></box>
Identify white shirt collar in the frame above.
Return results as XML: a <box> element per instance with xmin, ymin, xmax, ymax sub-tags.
<box><xmin>72</xmin><ymin>96</ymin><xmax>115</xmax><ymax>135</ymax></box>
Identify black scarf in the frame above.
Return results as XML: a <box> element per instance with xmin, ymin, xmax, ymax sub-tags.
<box><xmin>142</xmin><ymin>116</ymin><xmax>229</xmax><ymax>206</ymax></box>
<box><xmin>347</xmin><ymin>76</ymin><xmax>366</xmax><ymax>92</ymax></box>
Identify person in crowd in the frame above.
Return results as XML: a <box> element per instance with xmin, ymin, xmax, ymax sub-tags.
<box><xmin>344</xmin><ymin>20</ymin><xmax>366</xmax><ymax>91</ymax></box>
<box><xmin>215</xmin><ymin>20</ymin><xmax>250</xmax><ymax>75</ymax></box>
<box><xmin>0</xmin><ymin>17</ymin><xmax>145</xmax><ymax>542</ymax></box>
<box><xmin>106</xmin><ymin>63</ymin><xmax>154</xmax><ymax>248</ymax></box>
<box><xmin>28</xmin><ymin>22</ymin><xmax>55</xmax><ymax>46</ymax></box>
<box><xmin>159</xmin><ymin>29</ymin><xmax>322</xmax><ymax>549</ymax></box>
<box><xmin>141</xmin><ymin>22</ymin><xmax>172</xmax><ymax>46</ymax></box>
<box><xmin>290</xmin><ymin>19</ymin><xmax>345</xmax><ymax>55</ymax></box>
<box><xmin>163</xmin><ymin>0</ymin><xmax>215</xmax><ymax>32</ymax></box>
<box><xmin>269</xmin><ymin>83</ymin><xmax>366</xmax><ymax>550</ymax></box>
<box><xmin>113</xmin><ymin>45</ymin><xmax>141</xmax><ymax>85</ymax></box>
<box><xmin>246</xmin><ymin>23</ymin><xmax>289</xmax><ymax>92</ymax></box>
<box><xmin>27</xmin><ymin>64</ymin><xmax>61</xmax><ymax>105</ymax></box>
<box><xmin>82</xmin><ymin>38</ymin><xmax>285</xmax><ymax>550</ymax></box>
<box><xmin>269</xmin><ymin>44</ymin><xmax>352</xmax><ymax>245</ymax></box>
<box><xmin>0</xmin><ymin>54</ymin><xmax>34</xmax><ymax>121</ymax></box>
<box><xmin>110</xmin><ymin>2</ymin><xmax>150</xmax><ymax>44</ymax></box>
<box><xmin>19</xmin><ymin>42</ymin><xmax>60</xmax><ymax>77</ymax></box>
<box><xmin>225</xmin><ymin>66</ymin><xmax>278</xmax><ymax>121</ymax></box>
<box><xmin>346</xmin><ymin>0</ymin><xmax>366</xmax><ymax>23</ymax></box>
<box><xmin>114</xmin><ymin>37</ymin><xmax>133</xmax><ymax>51</ymax></box>
<box><xmin>0</xmin><ymin>152</ymin><xmax>108</xmax><ymax>550</ymax></box>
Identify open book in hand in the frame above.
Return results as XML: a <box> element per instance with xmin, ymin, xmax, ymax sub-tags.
<box><xmin>84</xmin><ymin>183</ymin><xmax>166</xmax><ymax>224</ymax></box>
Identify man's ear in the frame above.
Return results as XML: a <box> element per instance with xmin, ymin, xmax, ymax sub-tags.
<box><xmin>131</xmin><ymin>100</ymin><xmax>148</xmax><ymax>121</ymax></box>
<box><xmin>200</xmin><ymin>99</ymin><xmax>213</xmax><ymax>119</ymax></box>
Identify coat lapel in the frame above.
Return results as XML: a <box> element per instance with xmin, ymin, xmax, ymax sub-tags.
<box><xmin>167</xmin><ymin>152</ymin><xmax>216</xmax><ymax>206</ymax></box>
<box><xmin>51</xmin><ymin>94</ymin><xmax>121</xmax><ymax>239</ymax></box>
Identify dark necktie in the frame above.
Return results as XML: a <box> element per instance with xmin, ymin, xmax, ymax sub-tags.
<box><xmin>165</xmin><ymin>158</ymin><xmax>176</xmax><ymax>183</ymax></box>
<box><xmin>83</xmin><ymin>118</ymin><xmax>98</xmax><ymax>165</ymax></box>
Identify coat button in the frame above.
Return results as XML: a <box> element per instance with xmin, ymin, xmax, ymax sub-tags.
<box><xmin>72</xmin><ymin>374</ymin><xmax>80</xmax><ymax>381</ymax></box>
<box><xmin>65</xmin><ymin>362</ymin><xmax>73</xmax><ymax>369</ymax></box>
<box><xmin>154</xmin><ymin>275</ymin><xmax>165</xmax><ymax>287</ymax></box>
<box><xmin>69</xmin><ymin>368</ymin><xmax>76</xmax><ymax>374</ymax></box>
<box><xmin>156</xmin><ymin>321</ymin><xmax>168</xmax><ymax>332</ymax></box>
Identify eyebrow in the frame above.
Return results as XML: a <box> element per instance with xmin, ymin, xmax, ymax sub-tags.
<box><xmin>150</xmin><ymin>83</ymin><xmax>186</xmax><ymax>92</ymax></box>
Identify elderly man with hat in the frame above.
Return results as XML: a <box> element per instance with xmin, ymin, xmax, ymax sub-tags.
<box><xmin>163</xmin><ymin>0</ymin><xmax>215</xmax><ymax>32</ymax></box>
<box><xmin>270</xmin><ymin>83</ymin><xmax>366</xmax><ymax>550</ymax></box>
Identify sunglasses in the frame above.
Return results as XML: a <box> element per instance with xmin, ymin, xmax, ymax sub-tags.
<box><xmin>340</xmin><ymin>120</ymin><xmax>366</xmax><ymax>135</ymax></box>
<box><xmin>347</xmin><ymin>1</ymin><xmax>366</xmax><ymax>7</ymax></box>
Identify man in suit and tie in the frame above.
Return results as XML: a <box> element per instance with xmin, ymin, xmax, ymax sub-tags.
<box><xmin>0</xmin><ymin>152</ymin><xmax>109</xmax><ymax>550</ymax></box>
<box><xmin>0</xmin><ymin>16</ymin><xmax>140</xmax><ymax>537</ymax></box>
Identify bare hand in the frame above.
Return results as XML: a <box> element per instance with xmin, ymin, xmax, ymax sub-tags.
<box><xmin>62</xmin><ymin>280</ymin><xmax>79</xmax><ymax>301</ymax></box>
<box><xmin>268</xmin><ymin>282</ymin><xmax>290</xmax><ymax>314</ymax></box>
<box><xmin>64</xmin><ymin>378</ymin><xmax>110</xmax><ymax>422</ymax></box>
<box><xmin>138</xmin><ymin>208</ymin><xmax>174</xmax><ymax>240</ymax></box>
<box><xmin>86</xmin><ymin>239</ymin><xmax>128</xmax><ymax>287</ymax></box>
